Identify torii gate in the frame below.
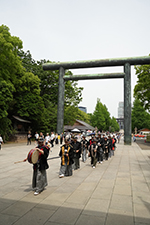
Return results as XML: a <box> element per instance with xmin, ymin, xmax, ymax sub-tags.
<box><xmin>43</xmin><ymin>56</ymin><xmax>150</xmax><ymax>145</ymax></box>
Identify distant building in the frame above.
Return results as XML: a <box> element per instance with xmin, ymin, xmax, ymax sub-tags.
<box><xmin>138</xmin><ymin>128</ymin><xmax>150</xmax><ymax>135</ymax></box>
<box><xmin>117</xmin><ymin>102</ymin><xmax>124</xmax><ymax>130</ymax></box>
<box><xmin>118</xmin><ymin>102</ymin><xmax>124</xmax><ymax>118</ymax></box>
<box><xmin>78</xmin><ymin>106</ymin><xmax>87</xmax><ymax>113</ymax></box>
<box><xmin>64</xmin><ymin>119</ymin><xmax>94</xmax><ymax>132</ymax></box>
<box><xmin>116</xmin><ymin>118</ymin><xmax>124</xmax><ymax>130</ymax></box>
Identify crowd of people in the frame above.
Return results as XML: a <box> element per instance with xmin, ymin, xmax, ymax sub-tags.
<box><xmin>24</xmin><ymin>131</ymin><xmax>121</xmax><ymax>196</ymax></box>
<box><xmin>58</xmin><ymin>133</ymin><xmax>120</xmax><ymax>178</ymax></box>
<box><xmin>27</xmin><ymin>131</ymin><xmax>64</xmax><ymax>147</ymax></box>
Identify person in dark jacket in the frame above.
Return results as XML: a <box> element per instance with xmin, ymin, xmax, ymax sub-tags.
<box><xmin>72</xmin><ymin>137</ymin><xmax>81</xmax><ymax>170</ymax></box>
<box><xmin>59</xmin><ymin>138</ymin><xmax>74</xmax><ymax>178</ymax></box>
<box><xmin>97</xmin><ymin>134</ymin><xmax>104</xmax><ymax>163</ymax></box>
<box><xmin>103</xmin><ymin>136</ymin><xmax>109</xmax><ymax>160</ymax></box>
<box><xmin>90</xmin><ymin>139</ymin><xmax>98</xmax><ymax>168</ymax></box>
<box><xmin>24</xmin><ymin>137</ymin><xmax>50</xmax><ymax>195</ymax></box>
<box><xmin>108</xmin><ymin>135</ymin><xmax>113</xmax><ymax>158</ymax></box>
<box><xmin>80</xmin><ymin>135</ymin><xmax>88</xmax><ymax>162</ymax></box>
<box><xmin>88</xmin><ymin>135</ymin><xmax>94</xmax><ymax>165</ymax></box>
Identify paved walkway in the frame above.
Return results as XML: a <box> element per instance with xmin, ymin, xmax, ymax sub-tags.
<box><xmin>0</xmin><ymin>139</ymin><xmax>150</xmax><ymax>225</ymax></box>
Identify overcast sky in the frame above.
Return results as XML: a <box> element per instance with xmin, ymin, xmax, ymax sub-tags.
<box><xmin>1</xmin><ymin>0</ymin><xmax>150</xmax><ymax>117</ymax></box>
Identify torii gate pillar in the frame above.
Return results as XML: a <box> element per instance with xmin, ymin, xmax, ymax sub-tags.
<box><xmin>57</xmin><ymin>67</ymin><xmax>65</xmax><ymax>135</ymax></box>
<box><xmin>124</xmin><ymin>63</ymin><xmax>131</xmax><ymax>145</ymax></box>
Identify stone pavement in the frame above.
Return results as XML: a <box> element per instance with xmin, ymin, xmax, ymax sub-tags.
<box><xmin>0</xmin><ymin>138</ymin><xmax>150</xmax><ymax>225</ymax></box>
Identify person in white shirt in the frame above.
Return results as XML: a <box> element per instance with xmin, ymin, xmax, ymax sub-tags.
<box><xmin>50</xmin><ymin>132</ymin><xmax>55</xmax><ymax>147</ymax></box>
<box><xmin>0</xmin><ymin>134</ymin><xmax>3</xmax><ymax>150</ymax></box>
<box><xmin>45</xmin><ymin>133</ymin><xmax>50</xmax><ymax>145</ymax></box>
<box><xmin>35</xmin><ymin>132</ymin><xmax>39</xmax><ymax>144</ymax></box>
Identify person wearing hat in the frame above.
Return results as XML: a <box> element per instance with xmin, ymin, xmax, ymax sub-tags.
<box><xmin>72</xmin><ymin>136</ymin><xmax>81</xmax><ymax>170</ymax></box>
<box><xmin>80</xmin><ymin>135</ymin><xmax>88</xmax><ymax>163</ymax></box>
<box><xmin>24</xmin><ymin>137</ymin><xmax>50</xmax><ymax>195</ymax></box>
<box><xmin>59</xmin><ymin>138</ymin><xmax>74</xmax><ymax>178</ymax></box>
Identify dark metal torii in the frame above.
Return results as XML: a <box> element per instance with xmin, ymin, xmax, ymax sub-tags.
<box><xmin>43</xmin><ymin>56</ymin><xmax>150</xmax><ymax>145</ymax></box>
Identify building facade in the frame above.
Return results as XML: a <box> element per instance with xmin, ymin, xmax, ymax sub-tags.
<box><xmin>117</xmin><ymin>102</ymin><xmax>124</xmax><ymax>130</ymax></box>
<box><xmin>78</xmin><ymin>106</ymin><xmax>87</xmax><ymax>113</ymax></box>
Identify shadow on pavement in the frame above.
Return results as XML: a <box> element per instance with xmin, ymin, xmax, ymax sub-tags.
<box><xmin>1</xmin><ymin>197</ymin><xmax>150</xmax><ymax>225</ymax></box>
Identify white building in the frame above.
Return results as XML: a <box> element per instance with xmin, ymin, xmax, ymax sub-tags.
<box><xmin>118</xmin><ymin>102</ymin><xmax>124</xmax><ymax>118</ymax></box>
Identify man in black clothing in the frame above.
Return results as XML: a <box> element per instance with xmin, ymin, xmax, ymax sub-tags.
<box><xmin>103</xmin><ymin>136</ymin><xmax>109</xmax><ymax>160</ymax></box>
<box><xmin>80</xmin><ymin>135</ymin><xmax>88</xmax><ymax>162</ymax></box>
<box><xmin>97</xmin><ymin>134</ymin><xmax>104</xmax><ymax>163</ymax></box>
<box><xmin>90</xmin><ymin>139</ymin><xmax>98</xmax><ymax>168</ymax></box>
<box><xmin>108</xmin><ymin>135</ymin><xmax>113</xmax><ymax>158</ymax></box>
<box><xmin>72</xmin><ymin>137</ymin><xmax>81</xmax><ymax>170</ymax></box>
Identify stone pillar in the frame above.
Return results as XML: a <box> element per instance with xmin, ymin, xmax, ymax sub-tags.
<box><xmin>124</xmin><ymin>63</ymin><xmax>131</xmax><ymax>145</ymax></box>
<box><xmin>57</xmin><ymin>67</ymin><xmax>65</xmax><ymax>135</ymax></box>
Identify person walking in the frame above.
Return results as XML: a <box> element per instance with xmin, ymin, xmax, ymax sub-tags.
<box><xmin>27</xmin><ymin>131</ymin><xmax>32</xmax><ymax>145</ymax></box>
<box><xmin>97</xmin><ymin>134</ymin><xmax>104</xmax><ymax>163</ymax></box>
<box><xmin>80</xmin><ymin>135</ymin><xmax>88</xmax><ymax>163</ymax></box>
<box><xmin>35</xmin><ymin>132</ymin><xmax>39</xmax><ymax>145</ymax></box>
<box><xmin>72</xmin><ymin>137</ymin><xmax>81</xmax><ymax>170</ymax></box>
<box><xmin>50</xmin><ymin>132</ymin><xmax>55</xmax><ymax>147</ymax></box>
<box><xmin>103</xmin><ymin>136</ymin><xmax>109</xmax><ymax>160</ymax></box>
<box><xmin>60</xmin><ymin>133</ymin><xmax>64</xmax><ymax>145</ymax></box>
<box><xmin>24</xmin><ymin>137</ymin><xmax>50</xmax><ymax>195</ymax></box>
<box><xmin>45</xmin><ymin>133</ymin><xmax>50</xmax><ymax>145</ymax></box>
<box><xmin>90</xmin><ymin>139</ymin><xmax>98</xmax><ymax>168</ymax></box>
<box><xmin>59</xmin><ymin>138</ymin><xmax>74</xmax><ymax>178</ymax></box>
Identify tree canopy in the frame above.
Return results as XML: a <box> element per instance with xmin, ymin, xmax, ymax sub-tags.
<box><xmin>0</xmin><ymin>25</ymin><xmax>84</xmax><ymax>138</ymax></box>
<box><xmin>131</xmin><ymin>98</ymin><xmax>150</xmax><ymax>132</ymax></box>
<box><xmin>134</xmin><ymin>62</ymin><xmax>150</xmax><ymax>111</ymax></box>
<box><xmin>91</xmin><ymin>98</ymin><xmax>119</xmax><ymax>132</ymax></box>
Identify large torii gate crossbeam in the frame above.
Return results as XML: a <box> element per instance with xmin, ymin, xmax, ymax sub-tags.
<box><xmin>43</xmin><ymin>56</ymin><xmax>150</xmax><ymax>145</ymax></box>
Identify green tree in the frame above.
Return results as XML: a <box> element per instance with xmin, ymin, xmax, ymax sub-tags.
<box><xmin>134</xmin><ymin>62</ymin><xmax>150</xmax><ymax>111</ymax></box>
<box><xmin>0</xmin><ymin>25</ymin><xmax>48</xmax><ymax>137</ymax></box>
<box><xmin>0</xmin><ymin>25</ymin><xmax>23</xmax><ymax>83</ymax></box>
<box><xmin>18</xmin><ymin>50</ymin><xmax>83</xmax><ymax>107</ymax></box>
<box><xmin>64</xmin><ymin>105</ymin><xmax>78</xmax><ymax>125</ymax></box>
<box><xmin>131</xmin><ymin>98</ymin><xmax>150</xmax><ymax>131</ymax></box>
<box><xmin>110</xmin><ymin>116</ymin><xmax>120</xmax><ymax>133</ymax></box>
<box><xmin>91</xmin><ymin>98</ymin><xmax>106</xmax><ymax>131</ymax></box>
<box><xmin>101</xmin><ymin>104</ymin><xmax>111</xmax><ymax>131</ymax></box>
<box><xmin>17</xmin><ymin>49</ymin><xmax>84</xmax><ymax>132</ymax></box>
<box><xmin>76</xmin><ymin>108</ymin><xmax>91</xmax><ymax>124</ymax></box>
<box><xmin>0</xmin><ymin>25</ymin><xmax>84</xmax><ymax>137</ymax></box>
<box><xmin>0</xmin><ymin>81</ymin><xmax>15</xmax><ymax>138</ymax></box>
<box><xmin>0</xmin><ymin>25</ymin><xmax>23</xmax><ymax>137</ymax></box>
